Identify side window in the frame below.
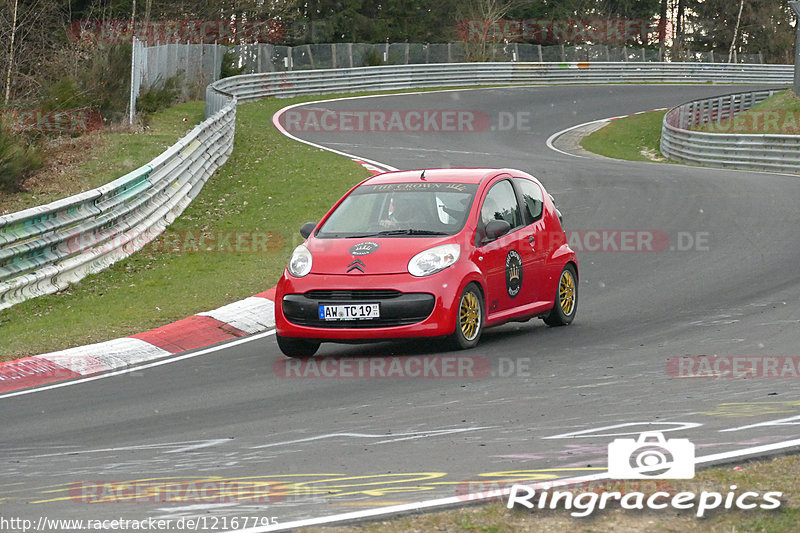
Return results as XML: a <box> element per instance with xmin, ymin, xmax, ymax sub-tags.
<box><xmin>515</xmin><ymin>178</ymin><xmax>544</xmax><ymax>223</ymax></box>
<box><xmin>478</xmin><ymin>180</ymin><xmax>522</xmax><ymax>243</ymax></box>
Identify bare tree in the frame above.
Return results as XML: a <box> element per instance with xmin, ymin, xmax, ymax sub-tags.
<box><xmin>3</xmin><ymin>0</ymin><xmax>19</xmax><ymax>106</ymax></box>
<box><xmin>658</xmin><ymin>0</ymin><xmax>668</xmax><ymax>59</ymax></box>
<box><xmin>457</xmin><ymin>0</ymin><xmax>530</xmax><ymax>62</ymax></box>
<box><xmin>728</xmin><ymin>0</ymin><xmax>745</xmax><ymax>63</ymax></box>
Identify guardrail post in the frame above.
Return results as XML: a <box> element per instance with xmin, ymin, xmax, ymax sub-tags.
<box><xmin>791</xmin><ymin>2</ymin><xmax>800</xmax><ymax>96</ymax></box>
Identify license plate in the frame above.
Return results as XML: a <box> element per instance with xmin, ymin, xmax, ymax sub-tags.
<box><xmin>319</xmin><ymin>303</ymin><xmax>380</xmax><ymax>321</ymax></box>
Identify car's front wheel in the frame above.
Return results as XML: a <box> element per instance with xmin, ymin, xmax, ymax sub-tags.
<box><xmin>543</xmin><ymin>263</ymin><xmax>578</xmax><ymax>327</ymax></box>
<box><xmin>276</xmin><ymin>334</ymin><xmax>320</xmax><ymax>358</ymax></box>
<box><xmin>448</xmin><ymin>283</ymin><xmax>484</xmax><ymax>350</ymax></box>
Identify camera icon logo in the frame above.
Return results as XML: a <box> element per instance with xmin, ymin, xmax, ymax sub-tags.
<box><xmin>608</xmin><ymin>431</ymin><xmax>695</xmax><ymax>479</ymax></box>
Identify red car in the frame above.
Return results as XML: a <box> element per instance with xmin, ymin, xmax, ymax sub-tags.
<box><xmin>275</xmin><ymin>168</ymin><xmax>578</xmax><ymax>357</ymax></box>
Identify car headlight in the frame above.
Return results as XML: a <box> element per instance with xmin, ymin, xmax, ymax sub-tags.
<box><xmin>408</xmin><ymin>244</ymin><xmax>460</xmax><ymax>277</ymax></box>
<box><xmin>287</xmin><ymin>245</ymin><xmax>312</xmax><ymax>277</ymax></box>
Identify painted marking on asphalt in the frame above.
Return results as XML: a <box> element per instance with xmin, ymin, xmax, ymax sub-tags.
<box><xmin>719</xmin><ymin>414</ymin><xmax>800</xmax><ymax>433</ymax></box>
<box><xmin>25</xmin><ymin>440</ymin><xmax>232</xmax><ymax>458</ymax></box>
<box><xmin>543</xmin><ymin>421</ymin><xmax>702</xmax><ymax>439</ymax></box>
<box><xmin>702</xmin><ymin>401</ymin><xmax>800</xmax><ymax>418</ymax></box>
<box><xmin>165</xmin><ymin>439</ymin><xmax>234</xmax><ymax>454</ymax></box>
<box><xmin>250</xmin><ymin>427</ymin><xmax>492</xmax><ymax>449</ymax></box>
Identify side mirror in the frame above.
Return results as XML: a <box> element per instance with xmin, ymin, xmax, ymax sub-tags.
<box><xmin>485</xmin><ymin>219</ymin><xmax>511</xmax><ymax>240</ymax></box>
<box><xmin>300</xmin><ymin>222</ymin><xmax>316</xmax><ymax>239</ymax></box>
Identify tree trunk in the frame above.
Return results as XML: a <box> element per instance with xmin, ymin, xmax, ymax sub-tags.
<box><xmin>658</xmin><ymin>0</ymin><xmax>668</xmax><ymax>59</ymax></box>
<box><xmin>675</xmin><ymin>0</ymin><xmax>685</xmax><ymax>60</ymax></box>
<box><xmin>4</xmin><ymin>0</ymin><xmax>20</xmax><ymax>106</ymax></box>
<box><xmin>728</xmin><ymin>0</ymin><xmax>745</xmax><ymax>63</ymax></box>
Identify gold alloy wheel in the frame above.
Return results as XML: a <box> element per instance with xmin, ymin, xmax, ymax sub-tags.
<box><xmin>459</xmin><ymin>291</ymin><xmax>481</xmax><ymax>341</ymax></box>
<box><xmin>559</xmin><ymin>269</ymin><xmax>576</xmax><ymax>316</ymax></box>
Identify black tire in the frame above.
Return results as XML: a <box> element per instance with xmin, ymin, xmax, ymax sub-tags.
<box><xmin>276</xmin><ymin>334</ymin><xmax>320</xmax><ymax>358</ymax></box>
<box><xmin>448</xmin><ymin>283</ymin><xmax>484</xmax><ymax>350</ymax></box>
<box><xmin>543</xmin><ymin>263</ymin><xmax>578</xmax><ymax>327</ymax></box>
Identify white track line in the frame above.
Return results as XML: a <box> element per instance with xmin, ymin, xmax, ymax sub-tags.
<box><xmin>545</xmin><ymin>108</ymin><xmax>669</xmax><ymax>158</ymax></box>
<box><xmin>545</xmin><ymin>117</ymin><xmax>624</xmax><ymax>158</ymax></box>
<box><xmin>0</xmin><ymin>330</ymin><xmax>275</xmax><ymax>401</ymax></box>
<box><xmin>271</xmin><ymin>95</ymin><xmax>399</xmax><ymax>172</ymax></box>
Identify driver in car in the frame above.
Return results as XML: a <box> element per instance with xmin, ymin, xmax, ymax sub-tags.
<box><xmin>380</xmin><ymin>195</ymin><xmax>417</xmax><ymax>228</ymax></box>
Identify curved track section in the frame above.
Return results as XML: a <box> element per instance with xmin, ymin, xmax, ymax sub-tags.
<box><xmin>2</xmin><ymin>84</ymin><xmax>800</xmax><ymax>531</ymax></box>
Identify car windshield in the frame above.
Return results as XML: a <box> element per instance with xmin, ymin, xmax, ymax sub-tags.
<box><xmin>316</xmin><ymin>182</ymin><xmax>478</xmax><ymax>238</ymax></box>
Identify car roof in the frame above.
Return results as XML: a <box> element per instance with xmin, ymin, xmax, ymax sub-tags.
<box><xmin>364</xmin><ymin>168</ymin><xmax>532</xmax><ymax>185</ymax></box>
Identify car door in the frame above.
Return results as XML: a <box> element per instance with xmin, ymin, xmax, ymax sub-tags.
<box><xmin>513</xmin><ymin>177</ymin><xmax>548</xmax><ymax>306</ymax></box>
<box><xmin>476</xmin><ymin>179</ymin><xmax>527</xmax><ymax>319</ymax></box>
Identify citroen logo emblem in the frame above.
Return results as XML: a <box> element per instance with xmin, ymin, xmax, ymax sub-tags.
<box><xmin>347</xmin><ymin>259</ymin><xmax>365</xmax><ymax>273</ymax></box>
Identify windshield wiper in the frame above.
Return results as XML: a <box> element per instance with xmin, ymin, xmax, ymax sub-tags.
<box><xmin>377</xmin><ymin>229</ymin><xmax>450</xmax><ymax>236</ymax></box>
<box><xmin>345</xmin><ymin>229</ymin><xmax>450</xmax><ymax>238</ymax></box>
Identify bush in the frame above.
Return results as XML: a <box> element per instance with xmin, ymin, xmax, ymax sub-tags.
<box><xmin>41</xmin><ymin>78</ymin><xmax>91</xmax><ymax>111</ymax></box>
<box><xmin>0</xmin><ymin>131</ymin><xmax>43</xmax><ymax>192</ymax></box>
<box><xmin>361</xmin><ymin>48</ymin><xmax>386</xmax><ymax>67</ymax></box>
<box><xmin>220</xmin><ymin>49</ymin><xmax>247</xmax><ymax>79</ymax></box>
<box><xmin>79</xmin><ymin>42</ymin><xmax>132</xmax><ymax>124</ymax></box>
<box><xmin>136</xmin><ymin>73</ymin><xmax>184</xmax><ymax>115</ymax></box>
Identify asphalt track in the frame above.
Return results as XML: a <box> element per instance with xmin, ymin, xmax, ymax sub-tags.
<box><xmin>2</xmin><ymin>84</ymin><xmax>800</xmax><ymax>531</ymax></box>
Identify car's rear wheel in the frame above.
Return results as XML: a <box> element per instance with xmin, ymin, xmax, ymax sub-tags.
<box><xmin>543</xmin><ymin>263</ymin><xmax>578</xmax><ymax>327</ymax></box>
<box><xmin>449</xmin><ymin>283</ymin><xmax>484</xmax><ymax>350</ymax></box>
<box><xmin>276</xmin><ymin>334</ymin><xmax>320</xmax><ymax>358</ymax></box>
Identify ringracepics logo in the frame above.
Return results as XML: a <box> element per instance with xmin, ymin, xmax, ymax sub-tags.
<box><xmin>608</xmin><ymin>432</ymin><xmax>694</xmax><ymax>479</ymax></box>
<box><xmin>506</xmin><ymin>432</ymin><xmax>782</xmax><ymax>518</ymax></box>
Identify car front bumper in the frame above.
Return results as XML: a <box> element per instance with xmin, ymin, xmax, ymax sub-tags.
<box><xmin>275</xmin><ymin>270</ymin><xmax>473</xmax><ymax>341</ymax></box>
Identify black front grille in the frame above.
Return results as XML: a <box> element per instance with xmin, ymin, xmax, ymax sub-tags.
<box><xmin>283</xmin><ymin>292</ymin><xmax>435</xmax><ymax>329</ymax></box>
<box><xmin>288</xmin><ymin>316</ymin><xmax>424</xmax><ymax>328</ymax></box>
<box><xmin>303</xmin><ymin>289</ymin><xmax>402</xmax><ymax>301</ymax></box>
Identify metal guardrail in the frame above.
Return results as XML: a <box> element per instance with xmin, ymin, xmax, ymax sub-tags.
<box><xmin>0</xmin><ymin>99</ymin><xmax>236</xmax><ymax>310</ymax></box>
<box><xmin>660</xmin><ymin>88</ymin><xmax>800</xmax><ymax>174</ymax></box>
<box><xmin>205</xmin><ymin>62</ymin><xmax>792</xmax><ymax>116</ymax></box>
<box><xmin>0</xmin><ymin>62</ymin><xmax>792</xmax><ymax>310</ymax></box>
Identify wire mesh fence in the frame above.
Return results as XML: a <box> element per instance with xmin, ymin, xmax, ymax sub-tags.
<box><xmin>131</xmin><ymin>41</ymin><xmax>768</xmax><ymax>119</ymax></box>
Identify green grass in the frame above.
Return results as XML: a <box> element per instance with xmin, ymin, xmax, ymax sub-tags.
<box><xmin>0</xmin><ymin>95</ymin><xmax>372</xmax><ymax>360</ymax></box>
<box><xmin>0</xmin><ymin>103</ymin><xmax>208</xmax><ymax>215</ymax></box>
<box><xmin>696</xmin><ymin>90</ymin><xmax>800</xmax><ymax>134</ymax></box>
<box><xmin>313</xmin><ymin>454</ymin><xmax>800</xmax><ymax>533</ymax></box>
<box><xmin>580</xmin><ymin>110</ymin><xmax>668</xmax><ymax>162</ymax></box>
